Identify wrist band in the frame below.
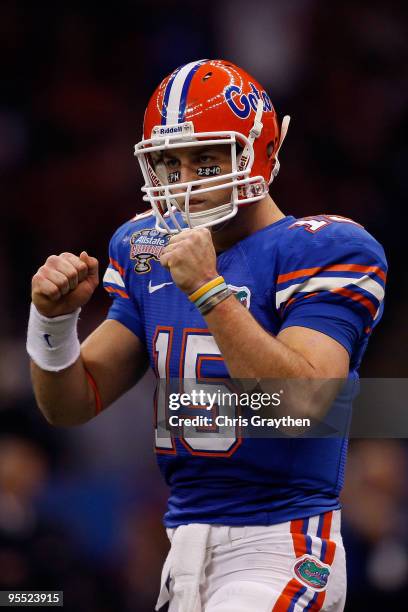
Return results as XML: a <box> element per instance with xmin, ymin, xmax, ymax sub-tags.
<box><xmin>189</xmin><ymin>276</ymin><xmax>233</xmax><ymax>315</ymax></box>
<box><xmin>194</xmin><ymin>281</ymin><xmax>228</xmax><ymax>308</ymax></box>
<box><xmin>199</xmin><ymin>287</ymin><xmax>232</xmax><ymax>315</ymax></box>
<box><xmin>26</xmin><ymin>303</ymin><xmax>81</xmax><ymax>372</ymax></box>
<box><xmin>189</xmin><ymin>276</ymin><xmax>225</xmax><ymax>303</ymax></box>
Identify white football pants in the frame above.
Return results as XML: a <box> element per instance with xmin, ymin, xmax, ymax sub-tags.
<box><xmin>156</xmin><ymin>510</ymin><xmax>346</xmax><ymax>612</ymax></box>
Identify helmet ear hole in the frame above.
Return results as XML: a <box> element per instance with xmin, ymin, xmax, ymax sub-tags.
<box><xmin>267</xmin><ymin>141</ymin><xmax>274</xmax><ymax>159</ymax></box>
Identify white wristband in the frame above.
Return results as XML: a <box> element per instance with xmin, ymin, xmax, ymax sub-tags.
<box><xmin>26</xmin><ymin>303</ymin><xmax>81</xmax><ymax>372</ymax></box>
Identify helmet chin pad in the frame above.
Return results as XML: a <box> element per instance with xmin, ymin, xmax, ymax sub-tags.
<box><xmin>181</xmin><ymin>202</ymin><xmax>235</xmax><ymax>228</ymax></box>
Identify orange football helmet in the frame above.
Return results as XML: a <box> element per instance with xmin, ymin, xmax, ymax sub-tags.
<box><xmin>134</xmin><ymin>59</ymin><xmax>290</xmax><ymax>232</ymax></box>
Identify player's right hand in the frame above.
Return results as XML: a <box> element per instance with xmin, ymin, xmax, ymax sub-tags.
<box><xmin>31</xmin><ymin>251</ymin><xmax>99</xmax><ymax>317</ymax></box>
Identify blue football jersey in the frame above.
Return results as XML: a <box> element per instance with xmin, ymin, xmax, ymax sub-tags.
<box><xmin>103</xmin><ymin>211</ymin><xmax>387</xmax><ymax>528</ymax></box>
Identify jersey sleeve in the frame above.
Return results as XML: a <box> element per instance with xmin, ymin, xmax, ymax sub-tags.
<box><xmin>276</xmin><ymin>219</ymin><xmax>387</xmax><ymax>359</ymax></box>
<box><xmin>102</xmin><ymin>227</ymin><xmax>145</xmax><ymax>344</ymax></box>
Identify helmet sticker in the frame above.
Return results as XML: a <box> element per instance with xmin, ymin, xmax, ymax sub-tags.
<box><xmin>168</xmin><ymin>171</ymin><xmax>181</xmax><ymax>183</ymax></box>
<box><xmin>197</xmin><ymin>166</ymin><xmax>221</xmax><ymax>177</ymax></box>
<box><xmin>224</xmin><ymin>82</ymin><xmax>273</xmax><ymax>119</ymax></box>
<box><xmin>160</xmin><ymin>60</ymin><xmax>207</xmax><ymax>126</ymax></box>
<box><xmin>152</xmin><ymin>122</ymin><xmax>194</xmax><ymax>138</ymax></box>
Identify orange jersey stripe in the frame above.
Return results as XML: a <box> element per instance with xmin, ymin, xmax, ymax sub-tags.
<box><xmin>282</xmin><ymin>291</ymin><xmax>320</xmax><ymax>314</ymax></box>
<box><xmin>309</xmin><ymin>591</ymin><xmax>326</xmax><ymax>611</ymax></box>
<box><xmin>105</xmin><ymin>286</ymin><xmax>129</xmax><ymax>299</ymax></box>
<box><xmin>303</xmin><ymin>513</ymin><xmax>335</xmax><ymax>611</ymax></box>
<box><xmin>272</xmin><ymin>578</ymin><xmax>304</xmax><ymax>612</ymax></box>
<box><xmin>324</xmin><ymin>540</ymin><xmax>337</xmax><ymax>566</ymax></box>
<box><xmin>277</xmin><ymin>264</ymin><xmax>386</xmax><ymax>285</ymax></box>
<box><xmin>109</xmin><ymin>257</ymin><xmax>125</xmax><ymax>277</ymax></box>
<box><xmin>331</xmin><ymin>287</ymin><xmax>377</xmax><ymax>317</ymax></box>
<box><xmin>320</xmin><ymin>511</ymin><xmax>333</xmax><ymax>540</ymax></box>
<box><xmin>320</xmin><ymin>511</ymin><xmax>337</xmax><ymax>565</ymax></box>
<box><xmin>290</xmin><ymin>519</ymin><xmax>308</xmax><ymax>558</ymax></box>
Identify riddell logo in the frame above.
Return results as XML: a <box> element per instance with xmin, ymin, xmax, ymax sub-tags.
<box><xmin>224</xmin><ymin>82</ymin><xmax>273</xmax><ymax>119</ymax></box>
<box><xmin>152</xmin><ymin>122</ymin><xmax>194</xmax><ymax>138</ymax></box>
<box><xmin>157</xmin><ymin>126</ymin><xmax>183</xmax><ymax>135</ymax></box>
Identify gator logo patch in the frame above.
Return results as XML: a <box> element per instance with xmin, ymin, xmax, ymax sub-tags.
<box><xmin>229</xmin><ymin>285</ymin><xmax>251</xmax><ymax>309</ymax></box>
<box><xmin>292</xmin><ymin>555</ymin><xmax>330</xmax><ymax>591</ymax></box>
<box><xmin>130</xmin><ymin>229</ymin><xmax>169</xmax><ymax>274</ymax></box>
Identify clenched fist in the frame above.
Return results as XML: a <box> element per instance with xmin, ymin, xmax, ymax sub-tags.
<box><xmin>31</xmin><ymin>251</ymin><xmax>99</xmax><ymax>317</ymax></box>
<box><xmin>159</xmin><ymin>228</ymin><xmax>218</xmax><ymax>294</ymax></box>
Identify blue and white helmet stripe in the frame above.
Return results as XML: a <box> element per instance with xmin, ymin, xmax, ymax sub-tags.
<box><xmin>161</xmin><ymin>59</ymin><xmax>208</xmax><ymax>125</ymax></box>
<box><xmin>160</xmin><ymin>65</ymin><xmax>183</xmax><ymax>125</ymax></box>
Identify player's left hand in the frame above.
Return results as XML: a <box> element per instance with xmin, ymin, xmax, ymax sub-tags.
<box><xmin>160</xmin><ymin>228</ymin><xmax>218</xmax><ymax>294</ymax></box>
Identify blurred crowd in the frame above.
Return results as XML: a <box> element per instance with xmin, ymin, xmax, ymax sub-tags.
<box><xmin>1</xmin><ymin>1</ymin><xmax>407</xmax><ymax>610</ymax></box>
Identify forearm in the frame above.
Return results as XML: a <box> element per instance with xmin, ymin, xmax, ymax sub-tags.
<box><xmin>204</xmin><ymin>295</ymin><xmax>317</xmax><ymax>378</ymax></box>
<box><xmin>160</xmin><ymin>228</ymin><xmax>349</xmax><ymax>421</ymax></box>
<box><xmin>159</xmin><ymin>231</ymin><xmax>315</xmax><ymax>378</ymax></box>
<box><xmin>28</xmin><ymin>252</ymin><xmax>150</xmax><ymax>426</ymax></box>
<box><xmin>31</xmin><ymin>355</ymin><xmax>96</xmax><ymax>427</ymax></box>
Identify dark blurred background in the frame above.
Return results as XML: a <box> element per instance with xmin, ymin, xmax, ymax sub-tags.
<box><xmin>1</xmin><ymin>1</ymin><xmax>407</xmax><ymax>610</ymax></box>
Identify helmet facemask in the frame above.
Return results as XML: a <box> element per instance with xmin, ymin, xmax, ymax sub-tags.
<box><xmin>134</xmin><ymin>101</ymin><xmax>270</xmax><ymax>234</ymax></box>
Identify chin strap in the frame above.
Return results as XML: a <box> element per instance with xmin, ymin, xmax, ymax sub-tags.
<box><xmin>237</xmin><ymin>98</ymin><xmax>264</xmax><ymax>173</ymax></box>
<box><xmin>270</xmin><ymin>114</ymin><xmax>290</xmax><ymax>182</ymax></box>
<box><xmin>249</xmin><ymin>97</ymin><xmax>264</xmax><ymax>140</ymax></box>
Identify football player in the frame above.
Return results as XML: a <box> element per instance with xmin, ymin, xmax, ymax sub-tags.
<box><xmin>27</xmin><ymin>60</ymin><xmax>387</xmax><ymax>611</ymax></box>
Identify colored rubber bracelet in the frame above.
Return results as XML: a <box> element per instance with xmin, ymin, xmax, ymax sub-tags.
<box><xmin>194</xmin><ymin>282</ymin><xmax>228</xmax><ymax>308</ymax></box>
<box><xmin>189</xmin><ymin>276</ymin><xmax>225</xmax><ymax>303</ymax></box>
<box><xmin>199</xmin><ymin>288</ymin><xmax>233</xmax><ymax>315</ymax></box>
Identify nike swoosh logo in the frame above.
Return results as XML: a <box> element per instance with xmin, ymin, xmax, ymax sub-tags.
<box><xmin>43</xmin><ymin>333</ymin><xmax>52</xmax><ymax>347</ymax></box>
<box><xmin>148</xmin><ymin>280</ymin><xmax>173</xmax><ymax>294</ymax></box>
